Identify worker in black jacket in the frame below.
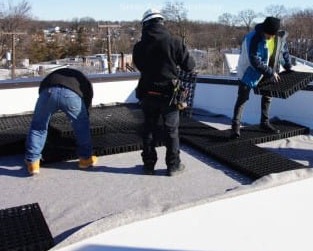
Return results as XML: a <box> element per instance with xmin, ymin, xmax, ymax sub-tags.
<box><xmin>25</xmin><ymin>68</ymin><xmax>97</xmax><ymax>175</ymax></box>
<box><xmin>133</xmin><ymin>8</ymin><xmax>195</xmax><ymax>176</ymax></box>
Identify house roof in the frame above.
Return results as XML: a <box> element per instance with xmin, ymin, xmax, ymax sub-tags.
<box><xmin>1</xmin><ymin>72</ymin><xmax>313</xmax><ymax>251</ymax></box>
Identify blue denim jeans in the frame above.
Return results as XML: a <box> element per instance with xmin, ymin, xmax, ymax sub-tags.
<box><xmin>25</xmin><ymin>86</ymin><xmax>92</xmax><ymax>162</ymax></box>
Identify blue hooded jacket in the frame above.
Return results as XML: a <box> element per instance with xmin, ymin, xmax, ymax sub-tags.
<box><xmin>237</xmin><ymin>23</ymin><xmax>292</xmax><ymax>88</ymax></box>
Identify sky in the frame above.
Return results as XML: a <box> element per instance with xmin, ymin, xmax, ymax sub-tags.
<box><xmin>27</xmin><ymin>0</ymin><xmax>312</xmax><ymax>22</ymax></box>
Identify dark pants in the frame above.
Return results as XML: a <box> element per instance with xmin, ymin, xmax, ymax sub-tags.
<box><xmin>141</xmin><ymin>96</ymin><xmax>180</xmax><ymax>169</ymax></box>
<box><xmin>232</xmin><ymin>82</ymin><xmax>272</xmax><ymax>125</ymax></box>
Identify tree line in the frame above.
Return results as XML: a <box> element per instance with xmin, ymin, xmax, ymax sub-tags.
<box><xmin>0</xmin><ymin>1</ymin><xmax>313</xmax><ymax>73</ymax></box>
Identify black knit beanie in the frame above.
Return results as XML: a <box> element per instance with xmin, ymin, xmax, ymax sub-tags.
<box><xmin>262</xmin><ymin>17</ymin><xmax>280</xmax><ymax>35</ymax></box>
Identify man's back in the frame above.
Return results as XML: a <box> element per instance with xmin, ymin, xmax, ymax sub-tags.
<box><xmin>134</xmin><ymin>22</ymin><xmax>194</xmax><ymax>77</ymax></box>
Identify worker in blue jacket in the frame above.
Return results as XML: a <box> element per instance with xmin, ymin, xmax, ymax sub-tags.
<box><xmin>231</xmin><ymin>16</ymin><xmax>292</xmax><ymax>138</ymax></box>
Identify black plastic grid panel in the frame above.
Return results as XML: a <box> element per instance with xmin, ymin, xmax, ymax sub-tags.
<box><xmin>254</xmin><ymin>71</ymin><xmax>313</xmax><ymax>98</ymax></box>
<box><xmin>49</xmin><ymin>112</ymin><xmax>107</xmax><ymax>137</ymax></box>
<box><xmin>205</xmin><ymin>143</ymin><xmax>306</xmax><ymax>179</ymax></box>
<box><xmin>0</xmin><ymin>114</ymin><xmax>32</xmax><ymax>156</ymax></box>
<box><xmin>208</xmin><ymin>120</ymin><xmax>311</xmax><ymax>145</ymax></box>
<box><xmin>93</xmin><ymin>133</ymin><xmax>147</xmax><ymax>156</ymax></box>
<box><xmin>179</xmin><ymin>116</ymin><xmax>217</xmax><ymax>136</ymax></box>
<box><xmin>232</xmin><ymin>151</ymin><xmax>306</xmax><ymax>179</ymax></box>
<box><xmin>43</xmin><ymin>112</ymin><xmax>310</xmax><ymax>174</ymax></box>
<box><xmin>90</xmin><ymin>104</ymin><xmax>143</xmax><ymax>133</ymax></box>
<box><xmin>0</xmin><ymin>203</ymin><xmax>54</xmax><ymax>251</ymax></box>
<box><xmin>180</xmin><ymin>119</ymin><xmax>309</xmax><ymax>179</ymax></box>
<box><xmin>177</xmin><ymin>70</ymin><xmax>198</xmax><ymax>117</ymax></box>
<box><xmin>0</xmin><ymin>128</ymin><xmax>28</xmax><ymax>155</ymax></box>
<box><xmin>0</xmin><ymin>114</ymin><xmax>32</xmax><ymax>131</ymax></box>
<box><xmin>42</xmin><ymin>143</ymin><xmax>77</xmax><ymax>163</ymax></box>
<box><xmin>42</xmin><ymin>129</ymin><xmax>163</xmax><ymax>163</ymax></box>
<box><xmin>48</xmin><ymin>103</ymin><xmax>143</xmax><ymax>138</ymax></box>
<box><xmin>177</xmin><ymin>70</ymin><xmax>197</xmax><ymax>107</ymax></box>
<box><xmin>180</xmin><ymin>134</ymin><xmax>238</xmax><ymax>154</ymax></box>
<box><xmin>206</xmin><ymin>142</ymin><xmax>267</xmax><ymax>160</ymax></box>
<box><xmin>0</xmin><ymin>103</ymin><xmax>310</xmax><ymax>179</ymax></box>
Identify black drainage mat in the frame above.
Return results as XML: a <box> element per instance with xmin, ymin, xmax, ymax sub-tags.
<box><xmin>180</xmin><ymin>116</ymin><xmax>218</xmax><ymax>136</ymax></box>
<box><xmin>0</xmin><ymin>103</ymin><xmax>144</xmax><ymax>157</ymax></box>
<box><xmin>0</xmin><ymin>128</ymin><xmax>28</xmax><ymax>155</ymax></box>
<box><xmin>206</xmin><ymin>143</ymin><xmax>306</xmax><ymax>179</ymax></box>
<box><xmin>232</xmin><ymin>150</ymin><xmax>306</xmax><ymax>179</ymax></box>
<box><xmin>176</xmin><ymin>70</ymin><xmax>198</xmax><ymax>117</ymax></box>
<box><xmin>42</xmin><ymin>133</ymin><xmax>144</xmax><ymax>163</ymax></box>
<box><xmin>42</xmin><ymin>131</ymin><xmax>164</xmax><ymax>163</ymax></box>
<box><xmin>204</xmin><ymin>120</ymin><xmax>310</xmax><ymax>144</ymax></box>
<box><xmin>0</xmin><ymin>203</ymin><xmax>54</xmax><ymax>251</ymax></box>
<box><xmin>41</xmin><ymin>107</ymin><xmax>213</xmax><ymax>163</ymax></box>
<box><xmin>181</xmin><ymin>134</ymin><xmax>307</xmax><ymax>179</ymax></box>
<box><xmin>254</xmin><ymin>71</ymin><xmax>313</xmax><ymax>98</ymax></box>
<box><xmin>0</xmin><ymin>114</ymin><xmax>32</xmax><ymax>156</ymax></box>
<box><xmin>0</xmin><ymin>103</ymin><xmax>310</xmax><ymax>179</ymax></box>
<box><xmin>49</xmin><ymin>112</ymin><xmax>107</xmax><ymax>137</ymax></box>
<box><xmin>48</xmin><ymin>103</ymin><xmax>144</xmax><ymax>137</ymax></box>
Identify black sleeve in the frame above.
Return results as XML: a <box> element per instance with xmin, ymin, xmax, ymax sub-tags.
<box><xmin>175</xmin><ymin>38</ymin><xmax>195</xmax><ymax>72</ymax></box>
<box><xmin>132</xmin><ymin>41</ymin><xmax>145</xmax><ymax>72</ymax></box>
<box><xmin>78</xmin><ymin>73</ymin><xmax>93</xmax><ymax>110</ymax></box>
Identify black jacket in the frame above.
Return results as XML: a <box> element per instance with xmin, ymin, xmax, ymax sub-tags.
<box><xmin>39</xmin><ymin>68</ymin><xmax>93</xmax><ymax>109</ymax></box>
<box><xmin>133</xmin><ymin>23</ymin><xmax>195</xmax><ymax>99</ymax></box>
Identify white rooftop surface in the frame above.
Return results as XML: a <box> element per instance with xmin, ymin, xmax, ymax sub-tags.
<box><xmin>1</xmin><ymin>64</ymin><xmax>313</xmax><ymax>251</ymax></box>
<box><xmin>48</xmin><ymin>115</ymin><xmax>313</xmax><ymax>251</ymax></box>
<box><xmin>2</xmin><ymin>106</ymin><xmax>313</xmax><ymax>251</ymax></box>
<box><xmin>55</xmin><ymin>171</ymin><xmax>313</xmax><ymax>251</ymax></box>
<box><xmin>224</xmin><ymin>53</ymin><xmax>240</xmax><ymax>74</ymax></box>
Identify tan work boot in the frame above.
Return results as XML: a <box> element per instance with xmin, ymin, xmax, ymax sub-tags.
<box><xmin>25</xmin><ymin>159</ymin><xmax>40</xmax><ymax>175</ymax></box>
<box><xmin>78</xmin><ymin>155</ymin><xmax>98</xmax><ymax>168</ymax></box>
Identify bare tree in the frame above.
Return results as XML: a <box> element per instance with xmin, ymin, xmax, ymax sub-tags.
<box><xmin>218</xmin><ymin>12</ymin><xmax>244</xmax><ymax>49</ymax></box>
<box><xmin>0</xmin><ymin>0</ymin><xmax>32</xmax><ymax>60</ymax></box>
<box><xmin>264</xmin><ymin>5</ymin><xmax>287</xmax><ymax>19</ymax></box>
<box><xmin>218</xmin><ymin>13</ymin><xmax>237</xmax><ymax>26</ymax></box>
<box><xmin>162</xmin><ymin>1</ymin><xmax>188</xmax><ymax>43</ymax></box>
<box><xmin>236</xmin><ymin>9</ymin><xmax>259</xmax><ymax>32</ymax></box>
<box><xmin>285</xmin><ymin>9</ymin><xmax>313</xmax><ymax>60</ymax></box>
<box><xmin>0</xmin><ymin>0</ymin><xmax>31</xmax><ymax>43</ymax></box>
<box><xmin>162</xmin><ymin>1</ymin><xmax>187</xmax><ymax>22</ymax></box>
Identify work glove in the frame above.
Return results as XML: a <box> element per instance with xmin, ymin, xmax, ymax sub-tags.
<box><xmin>270</xmin><ymin>72</ymin><xmax>280</xmax><ymax>83</ymax></box>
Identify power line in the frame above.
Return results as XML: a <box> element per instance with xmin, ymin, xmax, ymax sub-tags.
<box><xmin>98</xmin><ymin>24</ymin><xmax>121</xmax><ymax>73</ymax></box>
<box><xmin>1</xmin><ymin>32</ymin><xmax>27</xmax><ymax>79</ymax></box>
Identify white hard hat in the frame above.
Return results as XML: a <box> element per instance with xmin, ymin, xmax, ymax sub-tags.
<box><xmin>142</xmin><ymin>8</ymin><xmax>164</xmax><ymax>24</ymax></box>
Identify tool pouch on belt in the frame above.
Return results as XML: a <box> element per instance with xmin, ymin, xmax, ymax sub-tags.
<box><xmin>169</xmin><ymin>79</ymin><xmax>189</xmax><ymax>110</ymax></box>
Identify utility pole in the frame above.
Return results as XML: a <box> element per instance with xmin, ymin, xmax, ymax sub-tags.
<box><xmin>1</xmin><ymin>32</ymin><xmax>26</xmax><ymax>79</ymax></box>
<box><xmin>98</xmin><ymin>24</ymin><xmax>120</xmax><ymax>74</ymax></box>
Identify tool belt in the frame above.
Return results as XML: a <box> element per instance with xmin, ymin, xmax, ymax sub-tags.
<box><xmin>146</xmin><ymin>90</ymin><xmax>171</xmax><ymax>99</ymax></box>
<box><xmin>147</xmin><ymin>91</ymin><xmax>163</xmax><ymax>96</ymax></box>
<box><xmin>169</xmin><ymin>79</ymin><xmax>189</xmax><ymax>110</ymax></box>
<box><xmin>144</xmin><ymin>78</ymin><xmax>190</xmax><ymax>110</ymax></box>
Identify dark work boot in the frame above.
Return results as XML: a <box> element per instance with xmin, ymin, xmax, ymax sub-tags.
<box><xmin>142</xmin><ymin>160</ymin><xmax>156</xmax><ymax>175</ymax></box>
<box><xmin>260</xmin><ymin>122</ymin><xmax>280</xmax><ymax>134</ymax></box>
<box><xmin>143</xmin><ymin>165</ymin><xmax>155</xmax><ymax>175</ymax></box>
<box><xmin>167</xmin><ymin>163</ymin><xmax>185</xmax><ymax>177</ymax></box>
<box><xmin>231</xmin><ymin>123</ymin><xmax>240</xmax><ymax>138</ymax></box>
